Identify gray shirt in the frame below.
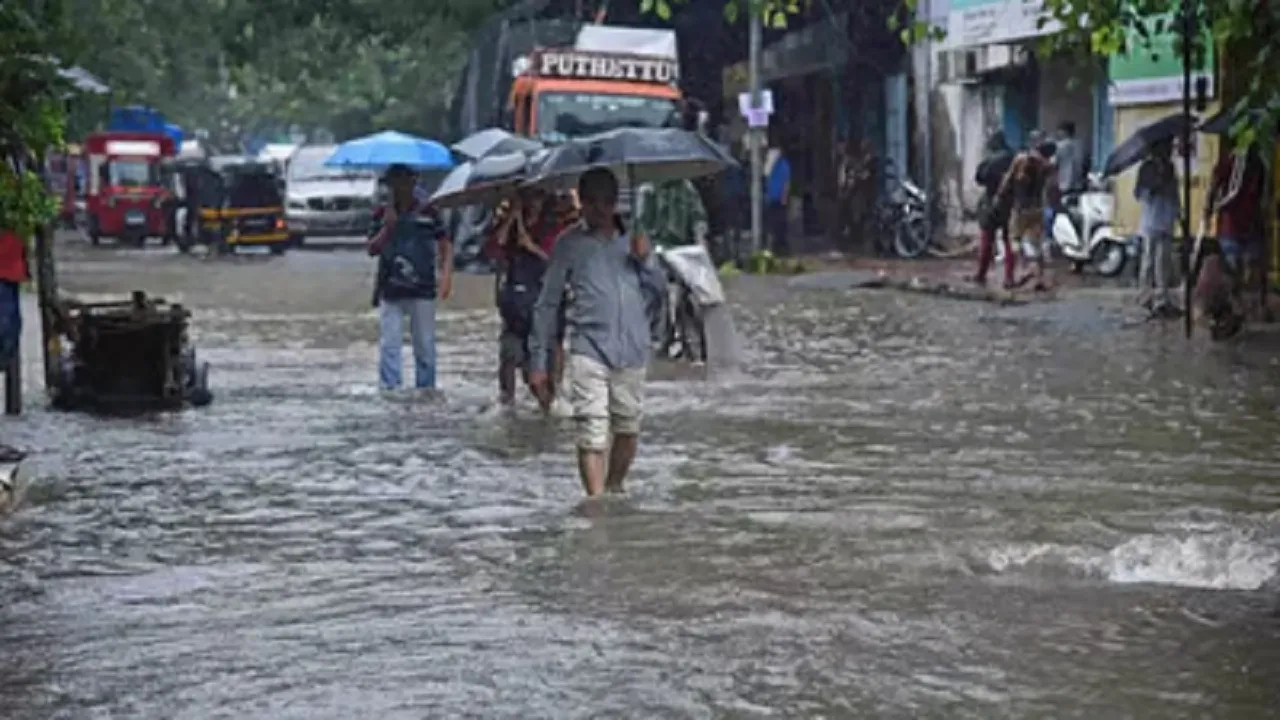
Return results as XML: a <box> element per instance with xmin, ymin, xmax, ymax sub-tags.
<box><xmin>528</xmin><ymin>223</ymin><xmax>666</xmax><ymax>373</ymax></box>
<box><xmin>1055</xmin><ymin>136</ymin><xmax>1084</xmax><ymax>192</ymax></box>
<box><xmin>1135</xmin><ymin>157</ymin><xmax>1180</xmax><ymax>237</ymax></box>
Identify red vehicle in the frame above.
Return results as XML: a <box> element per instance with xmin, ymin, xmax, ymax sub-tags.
<box><xmin>83</xmin><ymin>131</ymin><xmax>175</xmax><ymax>246</ymax></box>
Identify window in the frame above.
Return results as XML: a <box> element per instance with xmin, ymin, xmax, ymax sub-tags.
<box><xmin>287</xmin><ymin>151</ymin><xmax>375</xmax><ymax>183</ymax></box>
<box><xmin>535</xmin><ymin>92</ymin><xmax>680</xmax><ymax>143</ymax></box>
<box><xmin>107</xmin><ymin>159</ymin><xmax>158</xmax><ymax>188</ymax></box>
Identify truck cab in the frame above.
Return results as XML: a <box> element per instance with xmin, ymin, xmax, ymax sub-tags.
<box><xmin>507</xmin><ymin>26</ymin><xmax>682</xmax><ymax>143</ymax></box>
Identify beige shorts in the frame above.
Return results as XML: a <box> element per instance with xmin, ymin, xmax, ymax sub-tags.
<box><xmin>569</xmin><ymin>353</ymin><xmax>646</xmax><ymax>451</ymax></box>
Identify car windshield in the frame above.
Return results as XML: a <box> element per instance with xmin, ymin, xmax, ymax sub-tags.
<box><xmin>228</xmin><ymin>172</ymin><xmax>283</xmax><ymax>207</ymax></box>
<box><xmin>108</xmin><ymin>159</ymin><xmax>158</xmax><ymax>187</ymax></box>
<box><xmin>536</xmin><ymin>92</ymin><xmax>680</xmax><ymax>144</ymax></box>
<box><xmin>288</xmin><ymin>153</ymin><xmax>375</xmax><ymax>183</ymax></box>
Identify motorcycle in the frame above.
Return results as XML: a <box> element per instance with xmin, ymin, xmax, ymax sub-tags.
<box><xmin>1051</xmin><ymin>173</ymin><xmax>1128</xmax><ymax>276</ymax></box>
<box><xmin>655</xmin><ymin>243</ymin><xmax>725</xmax><ymax>363</ymax></box>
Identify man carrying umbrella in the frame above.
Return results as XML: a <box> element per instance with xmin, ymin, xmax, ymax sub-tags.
<box><xmin>367</xmin><ymin>164</ymin><xmax>453</xmax><ymax>391</ymax></box>
<box><xmin>1135</xmin><ymin>139</ymin><xmax>1180</xmax><ymax>313</ymax></box>
<box><xmin>527</xmin><ymin>168</ymin><xmax>666</xmax><ymax>497</ymax></box>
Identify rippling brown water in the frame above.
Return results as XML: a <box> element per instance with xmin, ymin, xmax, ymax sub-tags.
<box><xmin>0</xmin><ymin>239</ymin><xmax>1278</xmax><ymax>718</ymax></box>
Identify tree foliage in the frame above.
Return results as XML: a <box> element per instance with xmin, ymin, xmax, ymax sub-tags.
<box><xmin>0</xmin><ymin>1</ymin><xmax>70</xmax><ymax>238</ymax></box>
<box><xmin>50</xmin><ymin>0</ymin><xmax>505</xmax><ymax>148</ymax></box>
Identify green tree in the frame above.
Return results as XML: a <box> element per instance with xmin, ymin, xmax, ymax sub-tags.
<box><xmin>0</xmin><ymin>1</ymin><xmax>70</xmax><ymax>240</ymax></box>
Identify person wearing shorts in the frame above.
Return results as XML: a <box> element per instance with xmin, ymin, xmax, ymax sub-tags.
<box><xmin>998</xmin><ymin>137</ymin><xmax>1055</xmax><ymax>290</ymax></box>
<box><xmin>528</xmin><ymin>168</ymin><xmax>666</xmax><ymax>497</ymax></box>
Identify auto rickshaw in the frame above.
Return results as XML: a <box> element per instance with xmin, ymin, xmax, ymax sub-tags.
<box><xmin>170</xmin><ymin>155</ymin><xmax>290</xmax><ymax>255</ymax></box>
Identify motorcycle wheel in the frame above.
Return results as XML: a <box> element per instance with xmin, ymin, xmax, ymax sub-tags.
<box><xmin>1091</xmin><ymin>240</ymin><xmax>1127</xmax><ymax>277</ymax></box>
<box><xmin>892</xmin><ymin>213</ymin><xmax>930</xmax><ymax>259</ymax></box>
<box><xmin>674</xmin><ymin>296</ymin><xmax>707</xmax><ymax>363</ymax></box>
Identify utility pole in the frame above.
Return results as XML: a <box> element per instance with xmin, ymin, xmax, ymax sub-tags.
<box><xmin>1180</xmin><ymin>0</ymin><xmax>1194</xmax><ymax>337</ymax></box>
<box><xmin>748</xmin><ymin>2</ymin><xmax>764</xmax><ymax>258</ymax></box>
<box><xmin>922</xmin><ymin>0</ymin><xmax>933</xmax><ymax>247</ymax></box>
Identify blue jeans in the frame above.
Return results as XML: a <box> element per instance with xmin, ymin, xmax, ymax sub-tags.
<box><xmin>1218</xmin><ymin>236</ymin><xmax>1260</xmax><ymax>276</ymax></box>
<box><xmin>378</xmin><ymin>298</ymin><xmax>437</xmax><ymax>390</ymax></box>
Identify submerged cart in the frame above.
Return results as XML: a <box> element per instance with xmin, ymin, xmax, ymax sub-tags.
<box><xmin>49</xmin><ymin>291</ymin><xmax>212</xmax><ymax>412</ymax></box>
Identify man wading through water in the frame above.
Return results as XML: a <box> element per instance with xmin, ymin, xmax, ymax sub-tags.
<box><xmin>367</xmin><ymin>164</ymin><xmax>453</xmax><ymax>390</ymax></box>
<box><xmin>528</xmin><ymin>168</ymin><xmax>666</xmax><ymax>497</ymax></box>
<box><xmin>997</xmin><ymin>135</ymin><xmax>1057</xmax><ymax>291</ymax></box>
<box><xmin>489</xmin><ymin>187</ymin><xmax>570</xmax><ymax>408</ymax></box>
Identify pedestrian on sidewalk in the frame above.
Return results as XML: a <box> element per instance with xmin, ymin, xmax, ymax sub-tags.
<box><xmin>1205</xmin><ymin>144</ymin><xmax>1267</xmax><ymax>316</ymax></box>
<box><xmin>764</xmin><ymin>140</ymin><xmax>791</xmax><ymax>257</ymax></box>
<box><xmin>367</xmin><ymin>164</ymin><xmax>453</xmax><ymax>391</ymax></box>
<box><xmin>528</xmin><ymin>168</ymin><xmax>666</xmax><ymax>497</ymax></box>
<box><xmin>997</xmin><ymin>134</ymin><xmax>1056</xmax><ymax>291</ymax></box>
<box><xmin>1134</xmin><ymin>139</ymin><xmax>1179</xmax><ymax>312</ymax></box>
<box><xmin>969</xmin><ymin>130</ymin><xmax>1016</xmax><ymax>288</ymax></box>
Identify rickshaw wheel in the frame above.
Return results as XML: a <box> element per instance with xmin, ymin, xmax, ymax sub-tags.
<box><xmin>269</xmin><ymin>243</ymin><xmax>287</xmax><ymax>256</ymax></box>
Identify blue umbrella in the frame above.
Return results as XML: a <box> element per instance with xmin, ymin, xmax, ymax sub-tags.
<box><xmin>325</xmin><ymin>131</ymin><xmax>455</xmax><ymax>172</ymax></box>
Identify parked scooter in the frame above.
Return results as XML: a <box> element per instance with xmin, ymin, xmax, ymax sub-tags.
<box><xmin>655</xmin><ymin>244</ymin><xmax>724</xmax><ymax>363</ymax></box>
<box><xmin>1051</xmin><ymin>173</ymin><xmax>1128</xmax><ymax>276</ymax></box>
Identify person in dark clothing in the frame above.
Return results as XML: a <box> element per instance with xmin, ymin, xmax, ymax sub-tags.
<box><xmin>969</xmin><ymin>131</ymin><xmax>1016</xmax><ymax>287</ymax></box>
<box><xmin>490</xmin><ymin>187</ymin><xmax>570</xmax><ymax>409</ymax></box>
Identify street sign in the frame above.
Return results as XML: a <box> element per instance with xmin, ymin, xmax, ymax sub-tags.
<box><xmin>743</xmin><ymin>108</ymin><xmax>770</xmax><ymax>129</ymax></box>
<box><xmin>737</xmin><ymin>90</ymin><xmax>774</xmax><ymax>117</ymax></box>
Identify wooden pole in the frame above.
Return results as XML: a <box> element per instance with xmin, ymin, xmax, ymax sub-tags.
<box><xmin>4</xmin><ymin>335</ymin><xmax>19</xmax><ymax>416</ymax></box>
<box><xmin>33</xmin><ymin>221</ymin><xmax>58</xmax><ymax>401</ymax></box>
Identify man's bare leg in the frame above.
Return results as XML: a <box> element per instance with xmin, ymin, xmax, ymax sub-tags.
<box><xmin>499</xmin><ymin>360</ymin><xmax>517</xmax><ymax>405</ymax></box>
<box><xmin>577</xmin><ymin>449</ymin><xmax>607</xmax><ymax>497</ymax></box>
<box><xmin>552</xmin><ymin>345</ymin><xmax>566</xmax><ymax>397</ymax></box>
<box><xmin>605</xmin><ymin>433</ymin><xmax>638</xmax><ymax>493</ymax></box>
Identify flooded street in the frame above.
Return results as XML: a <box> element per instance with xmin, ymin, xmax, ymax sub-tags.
<box><xmin>2</xmin><ymin>237</ymin><xmax>1280</xmax><ymax>718</ymax></box>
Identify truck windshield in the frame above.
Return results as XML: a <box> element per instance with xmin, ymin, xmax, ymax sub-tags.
<box><xmin>536</xmin><ymin>92</ymin><xmax>680</xmax><ymax>143</ymax></box>
<box><xmin>108</xmin><ymin>159</ymin><xmax>158</xmax><ymax>188</ymax></box>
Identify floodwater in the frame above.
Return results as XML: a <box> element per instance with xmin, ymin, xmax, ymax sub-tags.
<box><xmin>1</xmin><ymin>238</ymin><xmax>1279</xmax><ymax>718</ymax></box>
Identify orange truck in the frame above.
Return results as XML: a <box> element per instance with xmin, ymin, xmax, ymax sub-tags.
<box><xmin>505</xmin><ymin>26</ymin><xmax>682</xmax><ymax>142</ymax></box>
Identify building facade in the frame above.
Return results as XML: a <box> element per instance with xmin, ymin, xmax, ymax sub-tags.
<box><xmin>1107</xmin><ymin>12</ymin><xmax>1218</xmax><ymax>237</ymax></box>
<box><xmin>922</xmin><ymin>0</ymin><xmax>1113</xmax><ymax>239</ymax></box>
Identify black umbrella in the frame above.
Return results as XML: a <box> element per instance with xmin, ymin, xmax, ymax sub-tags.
<box><xmin>527</xmin><ymin>127</ymin><xmax>737</xmax><ymax>189</ymax></box>
<box><xmin>451</xmin><ymin>128</ymin><xmax>544</xmax><ymax>161</ymax></box>
<box><xmin>428</xmin><ymin>150</ymin><xmax>547</xmax><ymax>209</ymax></box>
<box><xmin>1102</xmin><ymin>112</ymin><xmax>1196</xmax><ymax>177</ymax></box>
<box><xmin>1198</xmin><ymin>106</ymin><xmax>1274</xmax><ymax>135</ymax></box>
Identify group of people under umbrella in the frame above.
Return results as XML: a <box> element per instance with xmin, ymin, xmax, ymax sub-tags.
<box><xmin>322</xmin><ymin>125</ymin><xmax>735</xmax><ymax>497</ymax></box>
<box><xmin>968</xmin><ymin>106</ymin><xmax>1270</xmax><ymax>337</ymax></box>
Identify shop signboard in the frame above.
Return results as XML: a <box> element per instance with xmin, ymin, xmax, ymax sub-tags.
<box><xmin>1107</xmin><ymin>12</ymin><xmax>1214</xmax><ymax>106</ymax></box>
<box><xmin>941</xmin><ymin>0</ymin><xmax>1058</xmax><ymax>49</ymax></box>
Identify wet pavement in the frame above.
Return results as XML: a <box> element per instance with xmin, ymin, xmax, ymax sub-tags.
<box><xmin>1</xmin><ymin>236</ymin><xmax>1279</xmax><ymax>718</ymax></box>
